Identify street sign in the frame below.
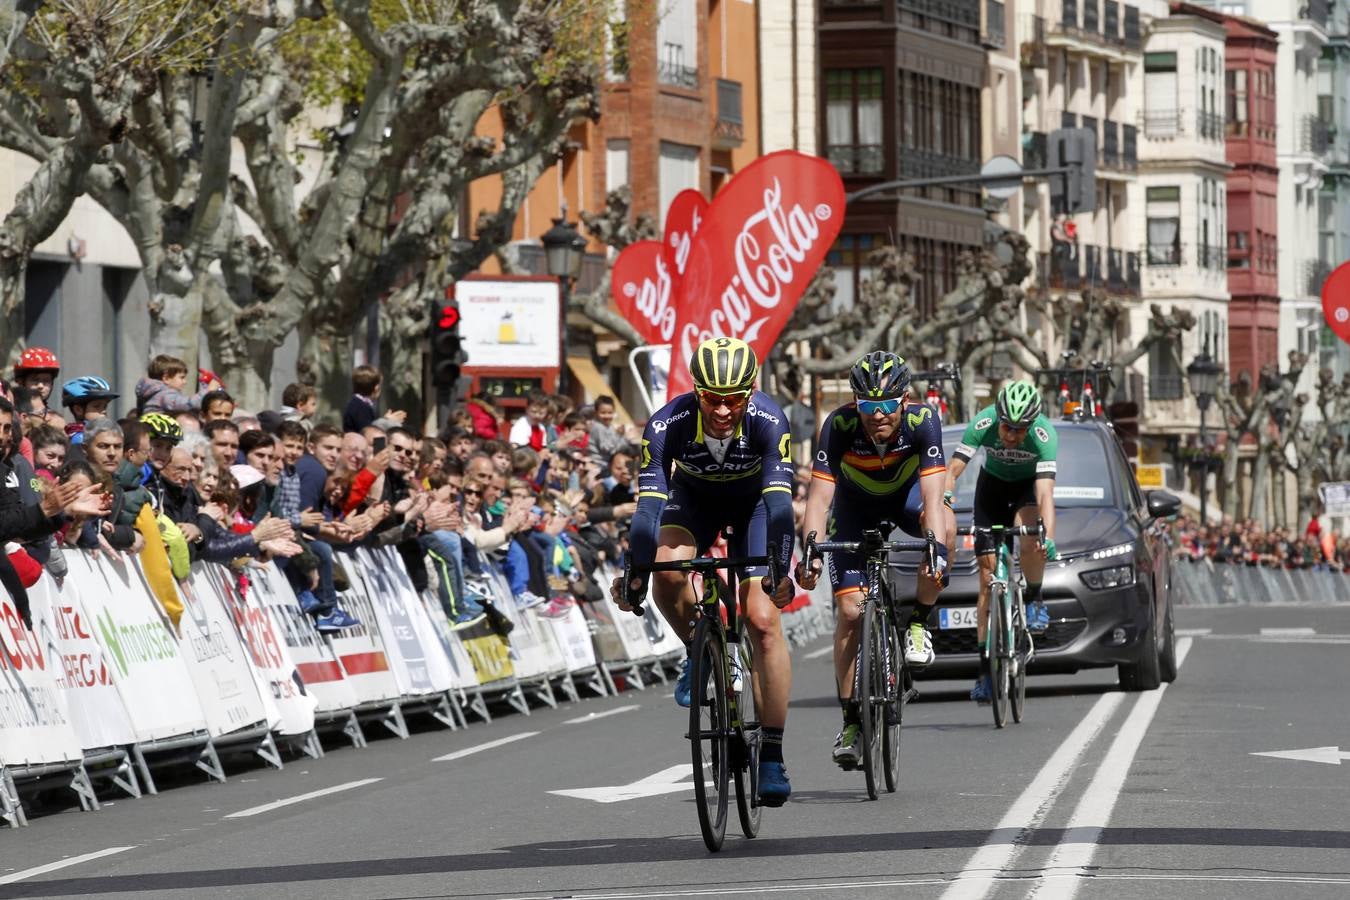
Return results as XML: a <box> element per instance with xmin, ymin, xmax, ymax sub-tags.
<box><xmin>1135</xmin><ymin>464</ymin><xmax>1164</xmax><ymax>490</ymax></box>
<box><xmin>549</xmin><ymin>764</ymin><xmax>697</xmax><ymax>803</ymax></box>
<box><xmin>981</xmin><ymin>154</ymin><xmax>1023</xmax><ymax>200</ymax></box>
<box><xmin>1318</xmin><ymin>481</ymin><xmax>1350</xmax><ymax>517</ymax></box>
<box><xmin>1252</xmin><ymin>746</ymin><xmax>1350</xmax><ymax>766</ymax></box>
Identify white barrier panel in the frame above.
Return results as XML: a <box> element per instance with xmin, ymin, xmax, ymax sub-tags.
<box><xmin>546</xmin><ymin>605</ymin><xmax>599</xmax><ymax>673</ymax></box>
<box><xmin>349</xmin><ymin>547</ymin><xmax>457</xmax><ymax>696</ymax></box>
<box><xmin>68</xmin><ymin>553</ymin><xmax>208</xmax><ymax>743</ymax></box>
<box><xmin>244</xmin><ymin>561</ymin><xmax>358</xmax><ymax>715</ymax></box>
<box><xmin>590</xmin><ymin>564</ymin><xmax>660</xmax><ymax>663</ymax></box>
<box><xmin>176</xmin><ymin>573</ymin><xmax>276</xmax><ymax>737</ymax></box>
<box><xmin>331</xmin><ymin>552</ymin><xmax>403</xmax><ymax>704</ymax></box>
<box><xmin>0</xmin><ymin>588</ymin><xmax>82</xmax><ymax>768</ymax></box>
<box><xmin>192</xmin><ymin>564</ymin><xmax>317</xmax><ymax>737</ymax></box>
<box><xmin>415</xmin><ymin>588</ymin><xmax>481</xmax><ymax>691</ymax></box>
<box><xmin>28</xmin><ymin>575</ymin><xmax>136</xmax><ymax>750</ymax></box>
<box><xmin>483</xmin><ymin>569</ymin><xmax>566</xmax><ymax>681</ymax></box>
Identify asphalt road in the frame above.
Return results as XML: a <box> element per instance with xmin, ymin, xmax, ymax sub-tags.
<box><xmin>2</xmin><ymin>604</ymin><xmax>1349</xmax><ymax>900</ymax></box>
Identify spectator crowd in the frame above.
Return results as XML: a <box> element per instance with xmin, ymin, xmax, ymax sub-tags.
<box><xmin>1167</xmin><ymin>515</ymin><xmax>1350</xmax><ymax>572</ymax></box>
<box><xmin>0</xmin><ymin>347</ymin><xmax>646</xmax><ymax>638</ymax></box>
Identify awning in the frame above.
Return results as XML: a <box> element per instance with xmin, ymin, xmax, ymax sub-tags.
<box><xmin>567</xmin><ymin>356</ymin><xmax>634</xmax><ymax>425</ymax></box>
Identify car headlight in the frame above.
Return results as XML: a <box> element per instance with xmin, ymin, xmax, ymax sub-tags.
<box><xmin>1080</xmin><ymin>564</ymin><xmax>1136</xmax><ymax>590</ymax></box>
<box><xmin>1089</xmin><ymin>542</ymin><xmax>1134</xmax><ymax>561</ymax></box>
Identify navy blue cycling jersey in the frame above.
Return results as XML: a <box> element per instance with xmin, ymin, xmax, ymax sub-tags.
<box><xmin>629</xmin><ymin>390</ymin><xmax>795</xmax><ymax>579</ymax></box>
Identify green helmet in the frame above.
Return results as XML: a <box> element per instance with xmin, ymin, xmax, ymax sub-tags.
<box><xmin>849</xmin><ymin>351</ymin><xmax>911</xmax><ymax>400</ymax></box>
<box><xmin>996</xmin><ymin>380</ymin><xmax>1042</xmax><ymax>428</ymax></box>
<box><xmin>689</xmin><ymin>337</ymin><xmax>758</xmax><ymax>392</ymax></box>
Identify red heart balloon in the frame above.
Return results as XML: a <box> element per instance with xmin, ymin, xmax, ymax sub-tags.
<box><xmin>1323</xmin><ymin>261</ymin><xmax>1350</xmax><ymax>348</ymax></box>
<box><xmin>663</xmin><ymin>189</ymin><xmax>709</xmax><ymax>283</ymax></box>
<box><xmin>668</xmin><ymin>151</ymin><xmax>845</xmax><ymax>395</ymax></box>
<box><xmin>610</xmin><ymin>240</ymin><xmax>677</xmax><ymax>345</ymax></box>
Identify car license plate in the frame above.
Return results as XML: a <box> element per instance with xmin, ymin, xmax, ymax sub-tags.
<box><xmin>939</xmin><ymin>607</ymin><xmax>978</xmax><ymax>629</ymax></box>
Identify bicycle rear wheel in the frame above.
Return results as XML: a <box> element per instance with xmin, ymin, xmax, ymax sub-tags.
<box><xmin>732</xmin><ymin>619</ymin><xmax>761</xmax><ymax>838</ymax></box>
<box><xmin>881</xmin><ymin>611</ymin><xmax>902</xmax><ymax>794</ymax></box>
<box><xmin>989</xmin><ymin>583</ymin><xmax>1009</xmax><ymax>729</ymax></box>
<box><xmin>1010</xmin><ymin>591</ymin><xmax>1029</xmax><ymax>724</ymax></box>
<box><xmin>689</xmin><ymin>619</ymin><xmax>729</xmax><ymax>851</ymax></box>
<box><xmin>857</xmin><ymin>600</ymin><xmax>884</xmax><ymax>800</ymax></box>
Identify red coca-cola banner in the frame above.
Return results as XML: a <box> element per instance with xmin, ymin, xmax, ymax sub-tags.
<box><xmin>668</xmin><ymin>151</ymin><xmax>845</xmax><ymax>395</ymax></box>
<box><xmin>611</xmin><ymin>240</ymin><xmax>674</xmax><ymax>344</ymax></box>
<box><xmin>663</xmin><ymin>189</ymin><xmax>709</xmax><ymax>282</ymax></box>
<box><xmin>1323</xmin><ymin>260</ymin><xmax>1350</xmax><ymax>348</ymax></box>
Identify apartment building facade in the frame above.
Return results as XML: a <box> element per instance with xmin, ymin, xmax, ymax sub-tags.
<box><xmin>1319</xmin><ymin>2</ymin><xmax>1350</xmax><ymax>377</ymax></box>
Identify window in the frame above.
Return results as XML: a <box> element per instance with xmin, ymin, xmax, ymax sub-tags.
<box><xmin>606</xmin><ymin>140</ymin><xmax>630</xmax><ymax>193</ymax></box>
<box><xmin>606</xmin><ymin>4</ymin><xmax>629</xmax><ymax>81</ymax></box>
<box><xmin>1148</xmin><ymin>340</ymin><xmax>1184</xmax><ymax>400</ymax></box>
<box><xmin>1226</xmin><ymin>69</ymin><xmax>1247</xmax><ymax>136</ymax></box>
<box><xmin>1146</xmin><ymin>185</ymin><xmax>1181</xmax><ymax>265</ymax></box>
<box><xmin>825</xmin><ymin>69</ymin><xmax>884</xmax><ymax>175</ymax></box>
<box><xmin>657</xmin><ymin>0</ymin><xmax>698</xmax><ymax>88</ymax></box>
<box><xmin>658</xmin><ymin>142</ymin><xmax>700</xmax><ymax>228</ymax></box>
<box><xmin>1228</xmin><ymin>230</ymin><xmax>1249</xmax><ymax>269</ymax></box>
<box><xmin>1144</xmin><ymin>52</ymin><xmax>1178</xmax><ymax>137</ymax></box>
<box><xmin>826</xmin><ymin>235</ymin><xmax>883</xmax><ymax>312</ymax></box>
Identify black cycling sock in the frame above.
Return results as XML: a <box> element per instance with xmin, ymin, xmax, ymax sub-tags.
<box><xmin>840</xmin><ymin>699</ymin><xmax>861</xmax><ymax>726</ymax></box>
<box><xmin>980</xmin><ymin>652</ymin><xmax>992</xmax><ymax>680</ymax></box>
<box><xmin>1026</xmin><ymin>583</ymin><xmax>1043</xmax><ymax>604</ymax></box>
<box><xmin>909</xmin><ymin>603</ymin><xmax>934</xmax><ymax>628</ymax></box>
<box><xmin>761</xmin><ymin>727</ymin><xmax>784</xmax><ymax>764</ymax></box>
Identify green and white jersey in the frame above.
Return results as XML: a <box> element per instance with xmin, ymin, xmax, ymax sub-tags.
<box><xmin>952</xmin><ymin>405</ymin><xmax>1058</xmax><ymax>482</ymax></box>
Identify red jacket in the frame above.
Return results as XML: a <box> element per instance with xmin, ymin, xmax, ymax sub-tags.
<box><xmin>467</xmin><ymin>399</ymin><xmax>502</xmax><ymax>440</ymax></box>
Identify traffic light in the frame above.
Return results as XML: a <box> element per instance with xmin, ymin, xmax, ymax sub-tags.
<box><xmin>431</xmin><ymin>294</ymin><xmax>467</xmax><ymax>389</ymax></box>
<box><xmin>1049</xmin><ymin>126</ymin><xmax>1097</xmax><ymax>215</ymax></box>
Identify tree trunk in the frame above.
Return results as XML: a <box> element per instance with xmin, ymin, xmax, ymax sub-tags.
<box><xmin>1221</xmin><ymin>442</ymin><xmax>1242</xmax><ymax>518</ymax></box>
<box><xmin>0</xmin><ymin>254</ymin><xmax>28</xmax><ymax>367</ymax></box>
<box><xmin>1249</xmin><ymin>442</ymin><xmax>1269</xmax><ymax>523</ymax></box>
<box><xmin>1269</xmin><ymin>448</ymin><xmax>1287</xmax><ymax>529</ymax></box>
<box><xmin>299</xmin><ymin>321</ymin><xmax>356</xmax><ymax>415</ymax></box>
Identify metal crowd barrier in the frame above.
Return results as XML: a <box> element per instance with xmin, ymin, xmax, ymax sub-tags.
<box><xmin>1171</xmin><ymin>557</ymin><xmax>1350</xmax><ymax>606</ymax></box>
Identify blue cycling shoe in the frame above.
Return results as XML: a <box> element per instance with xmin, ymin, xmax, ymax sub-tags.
<box><xmin>970</xmin><ymin>675</ymin><xmax>992</xmax><ymax>705</ymax></box>
<box><xmin>1027</xmin><ymin>601</ymin><xmax>1050</xmax><ymax>634</ymax></box>
<box><xmin>674</xmin><ymin>656</ymin><xmax>692</xmax><ymax>708</ymax></box>
<box><xmin>757</xmin><ymin>761</ymin><xmax>791</xmax><ymax>807</ymax></box>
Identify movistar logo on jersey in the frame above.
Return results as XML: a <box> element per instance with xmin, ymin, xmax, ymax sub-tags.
<box><xmin>906</xmin><ymin>406</ymin><xmax>932</xmax><ymax>429</ymax></box>
<box><xmin>833</xmin><ymin>413</ymin><xmax>859</xmax><ymax>433</ymax></box>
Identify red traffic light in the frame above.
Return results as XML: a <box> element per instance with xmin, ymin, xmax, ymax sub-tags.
<box><xmin>438</xmin><ymin>304</ymin><xmax>460</xmax><ymax>330</ymax></box>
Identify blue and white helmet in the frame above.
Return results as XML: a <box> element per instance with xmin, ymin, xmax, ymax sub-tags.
<box><xmin>61</xmin><ymin>375</ymin><xmax>119</xmax><ymax>408</ymax></box>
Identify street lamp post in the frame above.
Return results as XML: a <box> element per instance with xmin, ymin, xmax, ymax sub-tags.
<box><xmin>1186</xmin><ymin>339</ymin><xmax>1224</xmax><ymax>525</ymax></box>
<box><xmin>540</xmin><ymin>216</ymin><xmax>587</xmax><ymax>395</ymax></box>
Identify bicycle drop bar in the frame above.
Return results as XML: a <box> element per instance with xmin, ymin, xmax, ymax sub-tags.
<box><xmin>803</xmin><ymin>528</ymin><xmax>939</xmax><ymax>576</ymax></box>
<box><xmin>622</xmin><ymin>556</ymin><xmax>775</xmax><ymax>618</ymax></box>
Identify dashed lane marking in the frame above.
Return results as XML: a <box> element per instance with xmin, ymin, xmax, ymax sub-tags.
<box><xmin>432</xmin><ymin>731</ymin><xmax>539</xmax><ymax>762</ymax></box>
<box><xmin>0</xmin><ymin>847</ymin><xmax>136</xmax><ymax>885</ymax></box>
<box><xmin>803</xmin><ymin>644</ymin><xmax>834</xmax><ymax>660</ymax></box>
<box><xmin>565</xmin><ymin>704</ymin><xmax>640</xmax><ymax>724</ymax></box>
<box><xmin>223</xmin><ymin>778</ymin><xmax>382</xmax><ymax>820</ymax></box>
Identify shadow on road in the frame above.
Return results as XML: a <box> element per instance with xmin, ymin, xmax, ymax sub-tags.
<box><xmin>6</xmin><ymin>827</ymin><xmax>1350</xmax><ymax>897</ymax></box>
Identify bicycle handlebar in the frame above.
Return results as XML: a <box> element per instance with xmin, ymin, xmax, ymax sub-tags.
<box><xmin>803</xmin><ymin>527</ymin><xmax>939</xmax><ymax>578</ymax></box>
<box><xmin>957</xmin><ymin>520</ymin><xmax>1047</xmax><ymax>546</ymax></box>
<box><xmin>622</xmin><ymin>555</ymin><xmax>778</xmax><ymax>618</ymax></box>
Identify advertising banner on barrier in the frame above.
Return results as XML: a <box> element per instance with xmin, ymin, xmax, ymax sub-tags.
<box><xmin>28</xmin><ymin>575</ymin><xmax>136</xmax><ymax>750</ymax></box>
<box><xmin>69</xmin><ymin>552</ymin><xmax>207</xmax><ymax>743</ymax></box>
<box><xmin>544</xmin><ymin>606</ymin><xmax>599</xmax><ymax>673</ymax></box>
<box><xmin>415</xmin><ymin>589</ymin><xmax>482</xmax><ymax>691</ymax></box>
<box><xmin>589</xmin><ymin>564</ymin><xmax>658</xmax><ymax>663</ymax></box>
<box><xmin>176</xmin><ymin>572</ymin><xmax>276</xmax><ymax>737</ymax></box>
<box><xmin>330</xmin><ymin>552</ymin><xmax>402</xmax><ymax>704</ymax></box>
<box><xmin>484</xmin><ymin>570</ymin><xmax>565</xmax><ymax>681</ymax></box>
<box><xmin>245</xmin><ymin>561</ymin><xmax>357</xmax><ymax>715</ymax></box>
<box><xmin>349</xmin><ymin>547</ymin><xmax>457</xmax><ymax>696</ymax></box>
<box><xmin>192</xmin><ymin>564</ymin><xmax>316</xmax><ymax>736</ymax></box>
<box><xmin>0</xmin><ymin>585</ymin><xmax>83</xmax><ymax>767</ymax></box>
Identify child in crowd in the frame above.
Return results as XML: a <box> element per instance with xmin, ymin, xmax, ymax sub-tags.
<box><xmin>342</xmin><ymin>365</ymin><xmax>407</xmax><ymax>434</ymax></box>
<box><xmin>136</xmin><ymin>354</ymin><xmax>218</xmax><ymax>414</ymax></box>
<box><xmin>508</xmin><ymin>390</ymin><xmax>553</xmax><ymax>451</ymax></box>
<box><xmin>280</xmin><ymin>383</ymin><xmax>319</xmax><ymax>430</ymax></box>
<box><xmin>61</xmin><ymin>376</ymin><xmax>119</xmax><ymax>446</ymax></box>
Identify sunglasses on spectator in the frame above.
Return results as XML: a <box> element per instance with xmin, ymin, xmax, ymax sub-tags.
<box><xmin>463</xmin><ymin>487</ymin><xmax>483</xmax><ymax>497</ymax></box>
<box><xmin>855</xmin><ymin>397</ymin><xmax>901</xmax><ymax>415</ymax></box>
<box><xmin>696</xmin><ymin>388</ymin><xmax>751</xmax><ymax>411</ymax></box>
<box><xmin>391</xmin><ymin>444</ymin><xmax>417</xmax><ymax>456</ymax></box>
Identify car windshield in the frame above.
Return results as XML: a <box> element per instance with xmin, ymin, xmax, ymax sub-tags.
<box><xmin>945</xmin><ymin>426</ymin><xmax>1117</xmax><ymax>510</ymax></box>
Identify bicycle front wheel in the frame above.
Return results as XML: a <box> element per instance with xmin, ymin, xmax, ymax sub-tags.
<box><xmin>1010</xmin><ymin>591</ymin><xmax>1029</xmax><ymax>724</ymax></box>
<box><xmin>857</xmin><ymin>600</ymin><xmax>884</xmax><ymax>800</ymax></box>
<box><xmin>881</xmin><ymin>610</ymin><xmax>902</xmax><ymax>793</ymax></box>
<box><xmin>732</xmin><ymin>620</ymin><xmax>761</xmax><ymax>838</ymax></box>
<box><xmin>689</xmin><ymin>620</ymin><xmax>730</xmax><ymax>851</ymax></box>
<box><xmin>989</xmin><ymin>584</ymin><xmax>1010</xmax><ymax>729</ymax></box>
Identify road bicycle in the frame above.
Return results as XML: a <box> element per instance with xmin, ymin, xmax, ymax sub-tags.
<box><xmin>623</xmin><ymin>553</ymin><xmax>779</xmax><ymax>852</ymax></box>
<box><xmin>957</xmin><ymin>521</ymin><xmax>1044</xmax><ymax>728</ymax></box>
<box><xmin>804</xmin><ymin>527</ymin><xmax>937</xmax><ymax>800</ymax></box>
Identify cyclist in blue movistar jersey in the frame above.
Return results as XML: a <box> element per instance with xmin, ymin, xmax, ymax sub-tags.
<box><xmin>796</xmin><ymin>351</ymin><xmax>953</xmax><ymax>767</ymax></box>
<box><xmin>611</xmin><ymin>337</ymin><xmax>798</xmax><ymax>805</ymax></box>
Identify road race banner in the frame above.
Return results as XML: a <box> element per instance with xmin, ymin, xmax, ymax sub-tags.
<box><xmin>68</xmin><ymin>552</ymin><xmax>208</xmax><ymax>743</ymax></box>
<box><xmin>192</xmin><ymin>563</ymin><xmax>316</xmax><ymax>737</ymax></box>
<box><xmin>349</xmin><ymin>547</ymin><xmax>458</xmax><ymax>696</ymax></box>
<box><xmin>176</xmin><ymin>572</ymin><xmax>275</xmax><ymax>737</ymax></box>
<box><xmin>0</xmin><ymin>583</ymin><xmax>82</xmax><ymax>768</ymax></box>
<box><xmin>483</xmin><ymin>569</ymin><xmax>566</xmax><ymax>681</ymax></box>
<box><xmin>331</xmin><ymin>552</ymin><xmax>402</xmax><ymax>704</ymax></box>
<box><xmin>587</xmin><ymin>564</ymin><xmax>658</xmax><ymax>663</ymax></box>
<box><xmin>28</xmin><ymin>574</ymin><xmax>136</xmax><ymax>751</ymax></box>
<box><xmin>544</xmin><ymin>605</ymin><xmax>599</xmax><ymax>673</ymax></box>
<box><xmin>244</xmin><ymin>561</ymin><xmax>357</xmax><ymax>715</ymax></box>
<box><xmin>669</xmin><ymin>150</ymin><xmax>846</xmax><ymax>395</ymax></box>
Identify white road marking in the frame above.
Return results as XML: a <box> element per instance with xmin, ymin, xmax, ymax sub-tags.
<box><xmin>1259</xmin><ymin>627</ymin><xmax>1315</xmax><ymax>636</ymax></box>
<box><xmin>803</xmin><ymin>644</ymin><xmax>834</xmax><ymax>660</ymax></box>
<box><xmin>433</xmin><ymin>731</ymin><xmax>539</xmax><ymax>762</ymax></box>
<box><xmin>938</xmin><ymin>691</ymin><xmax>1126</xmax><ymax>900</ymax></box>
<box><xmin>1252</xmin><ymin>745</ymin><xmax>1350</xmax><ymax>766</ymax></box>
<box><xmin>1032</xmin><ymin>637</ymin><xmax>1194</xmax><ymax>900</ymax></box>
<box><xmin>223</xmin><ymin>778</ymin><xmax>382</xmax><ymax>819</ymax></box>
<box><xmin>550</xmin><ymin>764</ymin><xmax>696</xmax><ymax>803</ymax></box>
<box><xmin>565</xmin><ymin>704</ymin><xmax>640</xmax><ymax>724</ymax></box>
<box><xmin>1176</xmin><ymin>628</ymin><xmax>1212</xmax><ymax>636</ymax></box>
<box><xmin>0</xmin><ymin>847</ymin><xmax>136</xmax><ymax>885</ymax></box>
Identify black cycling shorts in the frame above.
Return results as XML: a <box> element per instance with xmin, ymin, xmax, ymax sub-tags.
<box><xmin>972</xmin><ymin>468</ymin><xmax>1039</xmax><ymax>556</ymax></box>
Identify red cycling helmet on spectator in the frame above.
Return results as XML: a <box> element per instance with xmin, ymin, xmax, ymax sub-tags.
<box><xmin>14</xmin><ymin>346</ymin><xmax>60</xmax><ymax>378</ymax></box>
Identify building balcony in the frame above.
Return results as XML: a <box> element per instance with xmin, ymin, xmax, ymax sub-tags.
<box><xmin>1143</xmin><ymin>109</ymin><xmax>1183</xmax><ymax>140</ymax></box>
<box><xmin>713</xmin><ymin>78</ymin><xmax>744</xmax><ymax>150</ymax></box>
<box><xmin>898</xmin><ymin>148</ymin><xmax>980</xmax><ymax>180</ymax></box>
<box><xmin>1127</xmin><ymin>250</ymin><xmax>1141</xmax><ymax>292</ymax></box>
<box><xmin>1147</xmin><ymin>241</ymin><xmax>1181</xmax><ymax>267</ymax></box>
<box><xmin>899</xmin><ymin>0</ymin><xmax>981</xmax><ymax>30</ymax></box>
<box><xmin>1149</xmin><ymin>375</ymin><xmax>1185</xmax><ymax>402</ymax></box>
<box><xmin>657</xmin><ymin>51</ymin><xmax>698</xmax><ymax>89</ymax></box>
<box><xmin>1102</xmin><ymin>119</ymin><xmax>1119</xmax><ymax>167</ymax></box>
<box><xmin>1122</xmin><ymin>123</ymin><xmax>1138</xmax><ymax>169</ymax></box>
<box><xmin>827</xmin><ymin>144</ymin><xmax>885</xmax><ymax>176</ymax></box>
<box><xmin>1301</xmin><ymin>115</ymin><xmax>1331</xmax><ymax>156</ymax></box>
<box><xmin>1052</xmin><ymin>0</ymin><xmax>1140</xmax><ymax>52</ymax></box>
<box><xmin>1107</xmin><ymin>247</ymin><xmax>1125</xmax><ymax>289</ymax></box>
<box><xmin>983</xmin><ymin>0</ymin><xmax>1006</xmax><ymax>48</ymax></box>
<box><xmin>1196</xmin><ymin>110</ymin><xmax>1224</xmax><ymax>142</ymax></box>
<box><xmin>1021</xmin><ymin>13</ymin><xmax>1047</xmax><ymax>67</ymax></box>
<box><xmin>1084</xmin><ymin>244</ymin><xmax>1103</xmax><ymax>284</ymax></box>
<box><xmin>1050</xmin><ymin>244</ymin><xmax>1081</xmax><ymax>289</ymax></box>
<box><xmin>1023</xmin><ymin>129</ymin><xmax>1047</xmax><ymax>169</ymax></box>
<box><xmin>1198</xmin><ymin>244</ymin><xmax>1226</xmax><ymax>271</ymax></box>
<box><xmin>1307</xmin><ymin>259</ymin><xmax>1333</xmax><ymax>296</ymax></box>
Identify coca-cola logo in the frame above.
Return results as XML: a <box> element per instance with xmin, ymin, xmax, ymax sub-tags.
<box><xmin>664</xmin><ymin>189</ymin><xmax>709</xmax><ymax>283</ymax></box>
<box><xmin>612</xmin><ymin>241</ymin><xmax>674</xmax><ymax>344</ymax></box>
<box><xmin>669</xmin><ymin>151</ymin><xmax>845</xmax><ymax>394</ymax></box>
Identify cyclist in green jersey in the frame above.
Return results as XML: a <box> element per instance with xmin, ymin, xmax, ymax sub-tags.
<box><xmin>945</xmin><ymin>380</ymin><xmax>1059</xmax><ymax>704</ymax></box>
